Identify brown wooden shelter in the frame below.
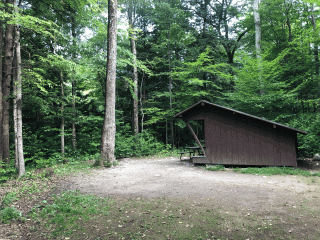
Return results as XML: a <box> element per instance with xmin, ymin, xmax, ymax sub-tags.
<box><xmin>174</xmin><ymin>100</ymin><xmax>308</xmax><ymax>166</ymax></box>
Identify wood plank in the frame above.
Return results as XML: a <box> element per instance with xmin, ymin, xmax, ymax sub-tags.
<box><xmin>186</xmin><ymin>121</ymin><xmax>206</xmax><ymax>155</ymax></box>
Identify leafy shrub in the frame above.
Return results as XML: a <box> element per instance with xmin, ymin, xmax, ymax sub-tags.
<box><xmin>1</xmin><ymin>192</ymin><xmax>19</xmax><ymax>208</ymax></box>
<box><xmin>115</xmin><ymin>125</ymin><xmax>164</xmax><ymax>157</ymax></box>
<box><xmin>0</xmin><ymin>162</ymin><xmax>18</xmax><ymax>183</ymax></box>
<box><xmin>0</xmin><ymin>207</ymin><xmax>24</xmax><ymax>223</ymax></box>
<box><xmin>283</xmin><ymin>113</ymin><xmax>320</xmax><ymax>157</ymax></box>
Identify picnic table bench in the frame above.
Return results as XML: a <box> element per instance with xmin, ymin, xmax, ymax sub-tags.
<box><xmin>178</xmin><ymin>146</ymin><xmax>206</xmax><ymax>161</ymax></box>
<box><xmin>178</xmin><ymin>151</ymin><xmax>194</xmax><ymax>161</ymax></box>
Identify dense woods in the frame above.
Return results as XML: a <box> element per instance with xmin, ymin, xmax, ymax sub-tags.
<box><xmin>1</xmin><ymin>0</ymin><xmax>320</xmax><ymax>178</ymax></box>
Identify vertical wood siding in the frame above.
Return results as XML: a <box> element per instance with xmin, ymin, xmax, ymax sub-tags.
<box><xmin>185</xmin><ymin>106</ymin><xmax>297</xmax><ymax>166</ymax></box>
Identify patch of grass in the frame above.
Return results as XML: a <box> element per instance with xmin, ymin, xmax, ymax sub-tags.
<box><xmin>234</xmin><ymin>166</ymin><xmax>320</xmax><ymax>177</ymax></box>
<box><xmin>29</xmin><ymin>190</ymin><xmax>111</xmax><ymax>238</ymax></box>
<box><xmin>205</xmin><ymin>164</ymin><xmax>226</xmax><ymax>171</ymax></box>
<box><xmin>0</xmin><ymin>192</ymin><xmax>23</xmax><ymax>224</ymax></box>
<box><xmin>1</xmin><ymin>192</ymin><xmax>19</xmax><ymax>208</ymax></box>
<box><xmin>52</xmin><ymin>160</ymin><xmax>96</xmax><ymax>176</ymax></box>
<box><xmin>233</xmin><ymin>167</ymin><xmax>241</xmax><ymax>172</ymax></box>
<box><xmin>0</xmin><ymin>207</ymin><xmax>25</xmax><ymax>223</ymax></box>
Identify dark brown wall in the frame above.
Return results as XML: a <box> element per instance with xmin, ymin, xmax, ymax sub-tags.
<box><xmin>184</xmin><ymin>105</ymin><xmax>297</xmax><ymax>166</ymax></box>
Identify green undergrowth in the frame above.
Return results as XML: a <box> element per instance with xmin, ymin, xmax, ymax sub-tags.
<box><xmin>205</xmin><ymin>164</ymin><xmax>320</xmax><ymax>177</ymax></box>
<box><xmin>28</xmin><ymin>190</ymin><xmax>112</xmax><ymax>238</ymax></box>
<box><xmin>0</xmin><ymin>192</ymin><xmax>24</xmax><ymax>224</ymax></box>
<box><xmin>0</xmin><ymin>206</ymin><xmax>25</xmax><ymax>224</ymax></box>
<box><xmin>23</xmin><ymin>191</ymin><xmax>296</xmax><ymax>239</ymax></box>
<box><xmin>233</xmin><ymin>166</ymin><xmax>320</xmax><ymax>177</ymax></box>
<box><xmin>52</xmin><ymin>160</ymin><xmax>98</xmax><ymax>177</ymax></box>
<box><xmin>0</xmin><ymin>158</ymin><xmax>100</xmax><ymax>225</ymax></box>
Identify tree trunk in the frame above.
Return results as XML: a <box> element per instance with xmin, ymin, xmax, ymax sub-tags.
<box><xmin>140</xmin><ymin>73</ymin><xmax>145</xmax><ymax>133</ymax></box>
<box><xmin>100</xmin><ymin>0</ymin><xmax>118</xmax><ymax>166</ymax></box>
<box><xmin>14</xmin><ymin>0</ymin><xmax>25</xmax><ymax>178</ymax></box>
<box><xmin>0</xmin><ymin>14</ymin><xmax>3</xmax><ymax>164</ymax></box>
<box><xmin>167</xmin><ymin>28</ymin><xmax>174</xmax><ymax>148</ymax></box>
<box><xmin>72</xmin><ymin>80</ymin><xmax>76</xmax><ymax>150</ymax></box>
<box><xmin>3</xmin><ymin>0</ymin><xmax>14</xmax><ymax>164</ymax></box>
<box><xmin>71</xmin><ymin>19</ymin><xmax>77</xmax><ymax>150</ymax></box>
<box><xmin>13</xmin><ymin>43</ymin><xmax>18</xmax><ymax>167</ymax></box>
<box><xmin>310</xmin><ymin>6</ymin><xmax>319</xmax><ymax>77</ymax></box>
<box><xmin>253</xmin><ymin>0</ymin><xmax>263</xmax><ymax>96</ymax></box>
<box><xmin>60</xmin><ymin>72</ymin><xmax>65</xmax><ymax>157</ymax></box>
<box><xmin>128</xmin><ymin>1</ymin><xmax>139</xmax><ymax>135</ymax></box>
<box><xmin>253</xmin><ymin>0</ymin><xmax>261</xmax><ymax>58</ymax></box>
<box><xmin>51</xmin><ymin>32</ymin><xmax>65</xmax><ymax>157</ymax></box>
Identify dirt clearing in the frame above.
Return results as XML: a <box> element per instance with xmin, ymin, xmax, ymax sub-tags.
<box><xmin>63</xmin><ymin>157</ymin><xmax>320</xmax><ymax>239</ymax></box>
<box><xmin>1</xmin><ymin>157</ymin><xmax>320</xmax><ymax>239</ymax></box>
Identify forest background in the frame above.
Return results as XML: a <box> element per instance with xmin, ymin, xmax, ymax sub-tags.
<box><xmin>1</xmin><ymin>0</ymin><xmax>320</xmax><ymax>179</ymax></box>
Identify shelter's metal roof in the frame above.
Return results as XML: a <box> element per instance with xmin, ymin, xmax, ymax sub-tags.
<box><xmin>173</xmin><ymin>100</ymin><xmax>308</xmax><ymax>135</ymax></box>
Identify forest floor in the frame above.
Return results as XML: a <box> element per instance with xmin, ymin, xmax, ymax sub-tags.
<box><xmin>1</xmin><ymin>156</ymin><xmax>320</xmax><ymax>239</ymax></box>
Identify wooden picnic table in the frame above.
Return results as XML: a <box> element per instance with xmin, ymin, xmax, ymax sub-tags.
<box><xmin>178</xmin><ymin>145</ymin><xmax>206</xmax><ymax>161</ymax></box>
<box><xmin>186</xmin><ymin>146</ymin><xmax>206</xmax><ymax>156</ymax></box>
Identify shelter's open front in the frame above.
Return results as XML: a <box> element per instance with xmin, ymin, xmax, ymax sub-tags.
<box><xmin>174</xmin><ymin>101</ymin><xmax>308</xmax><ymax>166</ymax></box>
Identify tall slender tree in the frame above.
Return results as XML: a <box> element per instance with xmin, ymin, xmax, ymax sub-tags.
<box><xmin>100</xmin><ymin>0</ymin><xmax>118</xmax><ymax>166</ymax></box>
<box><xmin>3</xmin><ymin>0</ymin><xmax>14</xmax><ymax>164</ymax></box>
<box><xmin>13</xmin><ymin>0</ymin><xmax>24</xmax><ymax>177</ymax></box>
<box><xmin>128</xmin><ymin>0</ymin><xmax>139</xmax><ymax>135</ymax></box>
<box><xmin>0</xmin><ymin>0</ymin><xmax>3</xmax><ymax>165</ymax></box>
<box><xmin>310</xmin><ymin>5</ymin><xmax>319</xmax><ymax>77</ymax></box>
<box><xmin>71</xmin><ymin>16</ymin><xmax>77</xmax><ymax>150</ymax></box>
<box><xmin>253</xmin><ymin>0</ymin><xmax>263</xmax><ymax>95</ymax></box>
<box><xmin>60</xmin><ymin>72</ymin><xmax>65</xmax><ymax>157</ymax></box>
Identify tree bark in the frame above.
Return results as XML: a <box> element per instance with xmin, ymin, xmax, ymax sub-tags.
<box><xmin>60</xmin><ymin>72</ymin><xmax>65</xmax><ymax>157</ymax></box>
<box><xmin>167</xmin><ymin>26</ymin><xmax>174</xmax><ymax>148</ymax></box>
<box><xmin>72</xmin><ymin>79</ymin><xmax>76</xmax><ymax>150</ymax></box>
<box><xmin>140</xmin><ymin>72</ymin><xmax>145</xmax><ymax>133</ymax></box>
<box><xmin>71</xmin><ymin>18</ymin><xmax>77</xmax><ymax>150</ymax></box>
<box><xmin>310</xmin><ymin>6</ymin><xmax>319</xmax><ymax>77</ymax></box>
<box><xmin>128</xmin><ymin>0</ymin><xmax>139</xmax><ymax>135</ymax></box>
<box><xmin>13</xmin><ymin>40</ymin><xmax>18</xmax><ymax>167</ymax></box>
<box><xmin>100</xmin><ymin>0</ymin><xmax>118</xmax><ymax>166</ymax></box>
<box><xmin>51</xmin><ymin>32</ymin><xmax>65</xmax><ymax>157</ymax></box>
<box><xmin>0</xmin><ymin>10</ymin><xmax>3</xmax><ymax>164</ymax></box>
<box><xmin>253</xmin><ymin>0</ymin><xmax>263</xmax><ymax>95</ymax></box>
<box><xmin>3</xmin><ymin>0</ymin><xmax>14</xmax><ymax>164</ymax></box>
<box><xmin>253</xmin><ymin>0</ymin><xmax>261</xmax><ymax>58</ymax></box>
<box><xmin>13</xmin><ymin>0</ymin><xmax>25</xmax><ymax>177</ymax></box>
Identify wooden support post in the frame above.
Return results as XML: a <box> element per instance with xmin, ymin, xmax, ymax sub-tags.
<box><xmin>185</xmin><ymin>121</ymin><xmax>206</xmax><ymax>156</ymax></box>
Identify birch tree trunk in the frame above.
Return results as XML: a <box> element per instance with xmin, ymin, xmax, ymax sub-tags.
<box><xmin>100</xmin><ymin>0</ymin><xmax>118</xmax><ymax>166</ymax></box>
<box><xmin>13</xmin><ymin>0</ymin><xmax>25</xmax><ymax>177</ymax></box>
<box><xmin>253</xmin><ymin>0</ymin><xmax>261</xmax><ymax>59</ymax></box>
<box><xmin>253</xmin><ymin>0</ymin><xmax>263</xmax><ymax>95</ymax></box>
<box><xmin>3</xmin><ymin>0</ymin><xmax>14</xmax><ymax>164</ymax></box>
<box><xmin>128</xmin><ymin>0</ymin><xmax>139</xmax><ymax>135</ymax></box>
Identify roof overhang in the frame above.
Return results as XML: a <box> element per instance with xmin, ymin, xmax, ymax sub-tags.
<box><xmin>174</xmin><ymin>100</ymin><xmax>308</xmax><ymax>135</ymax></box>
